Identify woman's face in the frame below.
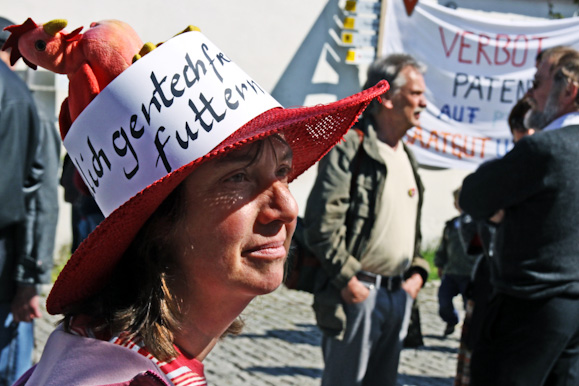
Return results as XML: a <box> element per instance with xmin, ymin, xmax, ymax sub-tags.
<box><xmin>172</xmin><ymin>136</ymin><xmax>298</xmax><ymax>303</ymax></box>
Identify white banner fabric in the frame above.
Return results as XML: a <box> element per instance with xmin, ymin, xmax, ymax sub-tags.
<box><xmin>382</xmin><ymin>0</ymin><xmax>579</xmax><ymax>169</ymax></box>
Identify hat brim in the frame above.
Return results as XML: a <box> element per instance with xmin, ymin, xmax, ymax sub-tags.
<box><xmin>47</xmin><ymin>81</ymin><xmax>388</xmax><ymax>314</ymax></box>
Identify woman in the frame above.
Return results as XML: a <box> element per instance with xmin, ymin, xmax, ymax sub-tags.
<box><xmin>10</xmin><ymin>21</ymin><xmax>387</xmax><ymax>385</ymax></box>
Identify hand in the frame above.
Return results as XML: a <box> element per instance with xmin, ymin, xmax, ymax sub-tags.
<box><xmin>341</xmin><ymin>276</ymin><xmax>370</xmax><ymax>304</ymax></box>
<box><xmin>489</xmin><ymin>209</ymin><xmax>505</xmax><ymax>224</ymax></box>
<box><xmin>437</xmin><ymin>268</ymin><xmax>443</xmax><ymax>279</ymax></box>
<box><xmin>402</xmin><ymin>273</ymin><xmax>423</xmax><ymax>300</ymax></box>
<box><xmin>11</xmin><ymin>286</ymin><xmax>42</xmax><ymax>323</ymax></box>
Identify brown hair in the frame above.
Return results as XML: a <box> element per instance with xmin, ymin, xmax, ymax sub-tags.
<box><xmin>63</xmin><ymin>182</ymin><xmax>243</xmax><ymax>361</ymax></box>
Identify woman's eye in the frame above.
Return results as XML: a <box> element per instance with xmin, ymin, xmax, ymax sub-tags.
<box><xmin>277</xmin><ymin>165</ymin><xmax>293</xmax><ymax>179</ymax></box>
<box><xmin>225</xmin><ymin>172</ymin><xmax>246</xmax><ymax>183</ymax></box>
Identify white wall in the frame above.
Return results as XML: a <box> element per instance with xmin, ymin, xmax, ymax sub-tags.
<box><xmin>3</xmin><ymin>0</ymin><xmax>576</xmax><ymax>253</ymax></box>
<box><xmin>5</xmin><ymin>0</ymin><xmax>332</xmax><ymax>93</ymax></box>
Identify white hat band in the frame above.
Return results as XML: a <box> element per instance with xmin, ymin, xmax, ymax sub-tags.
<box><xmin>64</xmin><ymin>31</ymin><xmax>281</xmax><ymax>216</ymax></box>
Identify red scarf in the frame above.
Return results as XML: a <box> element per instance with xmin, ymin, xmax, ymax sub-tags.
<box><xmin>70</xmin><ymin>316</ymin><xmax>207</xmax><ymax>386</ymax></box>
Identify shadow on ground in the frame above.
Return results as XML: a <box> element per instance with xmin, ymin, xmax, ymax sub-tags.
<box><xmin>397</xmin><ymin>374</ymin><xmax>455</xmax><ymax>386</ymax></box>
<box><xmin>243</xmin><ymin>367</ymin><xmax>456</xmax><ymax>385</ymax></box>
<box><xmin>239</xmin><ymin>323</ymin><xmax>321</xmax><ymax>346</ymax></box>
<box><xmin>246</xmin><ymin>365</ymin><xmax>322</xmax><ymax>379</ymax></box>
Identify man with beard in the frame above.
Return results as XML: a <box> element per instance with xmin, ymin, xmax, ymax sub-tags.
<box><xmin>459</xmin><ymin>47</ymin><xmax>579</xmax><ymax>386</ymax></box>
<box><xmin>303</xmin><ymin>54</ymin><xmax>430</xmax><ymax>385</ymax></box>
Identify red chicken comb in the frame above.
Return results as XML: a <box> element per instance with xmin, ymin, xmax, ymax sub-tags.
<box><xmin>2</xmin><ymin>17</ymin><xmax>38</xmax><ymax>69</ymax></box>
<box><xmin>64</xmin><ymin>26</ymin><xmax>83</xmax><ymax>43</ymax></box>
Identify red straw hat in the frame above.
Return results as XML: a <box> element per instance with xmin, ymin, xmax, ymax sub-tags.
<box><xmin>46</xmin><ymin>29</ymin><xmax>388</xmax><ymax>314</ymax></box>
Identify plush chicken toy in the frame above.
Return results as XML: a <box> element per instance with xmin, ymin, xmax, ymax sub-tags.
<box><xmin>2</xmin><ymin>19</ymin><xmax>201</xmax><ymax>197</ymax></box>
<box><xmin>2</xmin><ymin>18</ymin><xmax>143</xmax><ymax>138</ymax></box>
<box><xmin>2</xmin><ymin>18</ymin><xmax>144</xmax><ymax>198</ymax></box>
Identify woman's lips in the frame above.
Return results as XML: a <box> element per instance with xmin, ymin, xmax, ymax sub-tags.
<box><xmin>244</xmin><ymin>241</ymin><xmax>287</xmax><ymax>260</ymax></box>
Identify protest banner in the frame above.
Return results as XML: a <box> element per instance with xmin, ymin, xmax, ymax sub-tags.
<box><xmin>382</xmin><ymin>0</ymin><xmax>579</xmax><ymax>169</ymax></box>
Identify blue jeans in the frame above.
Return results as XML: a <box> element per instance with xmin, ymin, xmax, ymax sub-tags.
<box><xmin>0</xmin><ymin>304</ymin><xmax>34</xmax><ymax>386</ymax></box>
<box><xmin>321</xmin><ymin>287</ymin><xmax>413</xmax><ymax>386</ymax></box>
<box><xmin>438</xmin><ymin>274</ymin><xmax>470</xmax><ymax>325</ymax></box>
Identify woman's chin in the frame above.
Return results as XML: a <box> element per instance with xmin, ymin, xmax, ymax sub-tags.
<box><xmin>245</xmin><ymin>269</ymin><xmax>285</xmax><ymax>296</ymax></box>
<box><xmin>259</xmin><ymin>274</ymin><xmax>285</xmax><ymax>294</ymax></box>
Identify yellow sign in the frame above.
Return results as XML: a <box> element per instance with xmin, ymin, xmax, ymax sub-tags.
<box><xmin>340</xmin><ymin>31</ymin><xmax>377</xmax><ymax>47</ymax></box>
<box><xmin>343</xmin><ymin>16</ymin><xmax>379</xmax><ymax>31</ymax></box>
<box><xmin>345</xmin><ymin>0</ymin><xmax>358</xmax><ymax>12</ymax></box>
<box><xmin>343</xmin><ymin>0</ymin><xmax>381</xmax><ymax>15</ymax></box>
<box><xmin>342</xmin><ymin>32</ymin><xmax>354</xmax><ymax>44</ymax></box>
<box><xmin>345</xmin><ymin>48</ymin><xmax>376</xmax><ymax>64</ymax></box>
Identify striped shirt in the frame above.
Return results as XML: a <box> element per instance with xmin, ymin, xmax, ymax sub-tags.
<box><xmin>70</xmin><ymin>316</ymin><xmax>207</xmax><ymax>386</ymax></box>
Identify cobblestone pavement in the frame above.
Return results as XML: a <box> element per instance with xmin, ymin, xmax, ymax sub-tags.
<box><xmin>35</xmin><ymin>280</ymin><xmax>462</xmax><ymax>386</ymax></box>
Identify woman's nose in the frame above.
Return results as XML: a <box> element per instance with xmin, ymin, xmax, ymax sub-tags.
<box><xmin>259</xmin><ymin>180</ymin><xmax>299</xmax><ymax>225</ymax></box>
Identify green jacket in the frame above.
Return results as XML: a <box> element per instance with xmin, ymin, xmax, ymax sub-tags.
<box><xmin>303</xmin><ymin>115</ymin><xmax>429</xmax><ymax>337</ymax></box>
<box><xmin>434</xmin><ymin>216</ymin><xmax>479</xmax><ymax>277</ymax></box>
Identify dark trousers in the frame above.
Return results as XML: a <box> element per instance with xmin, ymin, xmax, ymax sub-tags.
<box><xmin>438</xmin><ymin>274</ymin><xmax>470</xmax><ymax>325</ymax></box>
<box><xmin>0</xmin><ymin>228</ymin><xmax>34</xmax><ymax>385</ymax></box>
<box><xmin>471</xmin><ymin>293</ymin><xmax>579</xmax><ymax>386</ymax></box>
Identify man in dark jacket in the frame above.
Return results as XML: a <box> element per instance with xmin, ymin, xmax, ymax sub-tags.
<box><xmin>460</xmin><ymin>46</ymin><xmax>579</xmax><ymax>386</ymax></box>
<box><xmin>0</xmin><ymin>17</ymin><xmax>60</xmax><ymax>385</ymax></box>
<box><xmin>304</xmin><ymin>54</ymin><xmax>430</xmax><ymax>386</ymax></box>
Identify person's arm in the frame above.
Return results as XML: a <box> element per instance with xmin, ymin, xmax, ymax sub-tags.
<box><xmin>404</xmin><ymin>253</ymin><xmax>429</xmax><ymax>299</ymax></box>
<box><xmin>0</xmin><ymin>101</ymin><xmax>39</xmax><ymax>228</ymax></box>
<box><xmin>11</xmin><ymin>285</ymin><xmax>41</xmax><ymax>322</ymax></box>
<box><xmin>304</xmin><ymin>130</ymin><xmax>363</xmax><ymax>291</ymax></box>
<box><xmin>10</xmin><ymin>99</ymin><xmax>45</xmax><ymax>322</ymax></box>
<box><xmin>26</xmin><ymin>114</ymin><xmax>60</xmax><ymax>286</ymax></box>
<box><xmin>12</xmin><ymin>185</ymin><xmax>44</xmax><ymax>323</ymax></box>
<box><xmin>404</xmin><ymin>251</ymin><xmax>429</xmax><ymax>299</ymax></box>
<box><xmin>460</xmin><ymin>137</ymin><xmax>547</xmax><ymax>221</ymax></box>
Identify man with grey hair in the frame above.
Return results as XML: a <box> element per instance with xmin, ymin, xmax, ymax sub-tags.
<box><xmin>525</xmin><ymin>45</ymin><xmax>579</xmax><ymax>131</ymax></box>
<box><xmin>460</xmin><ymin>47</ymin><xmax>579</xmax><ymax>385</ymax></box>
<box><xmin>303</xmin><ymin>53</ymin><xmax>430</xmax><ymax>385</ymax></box>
